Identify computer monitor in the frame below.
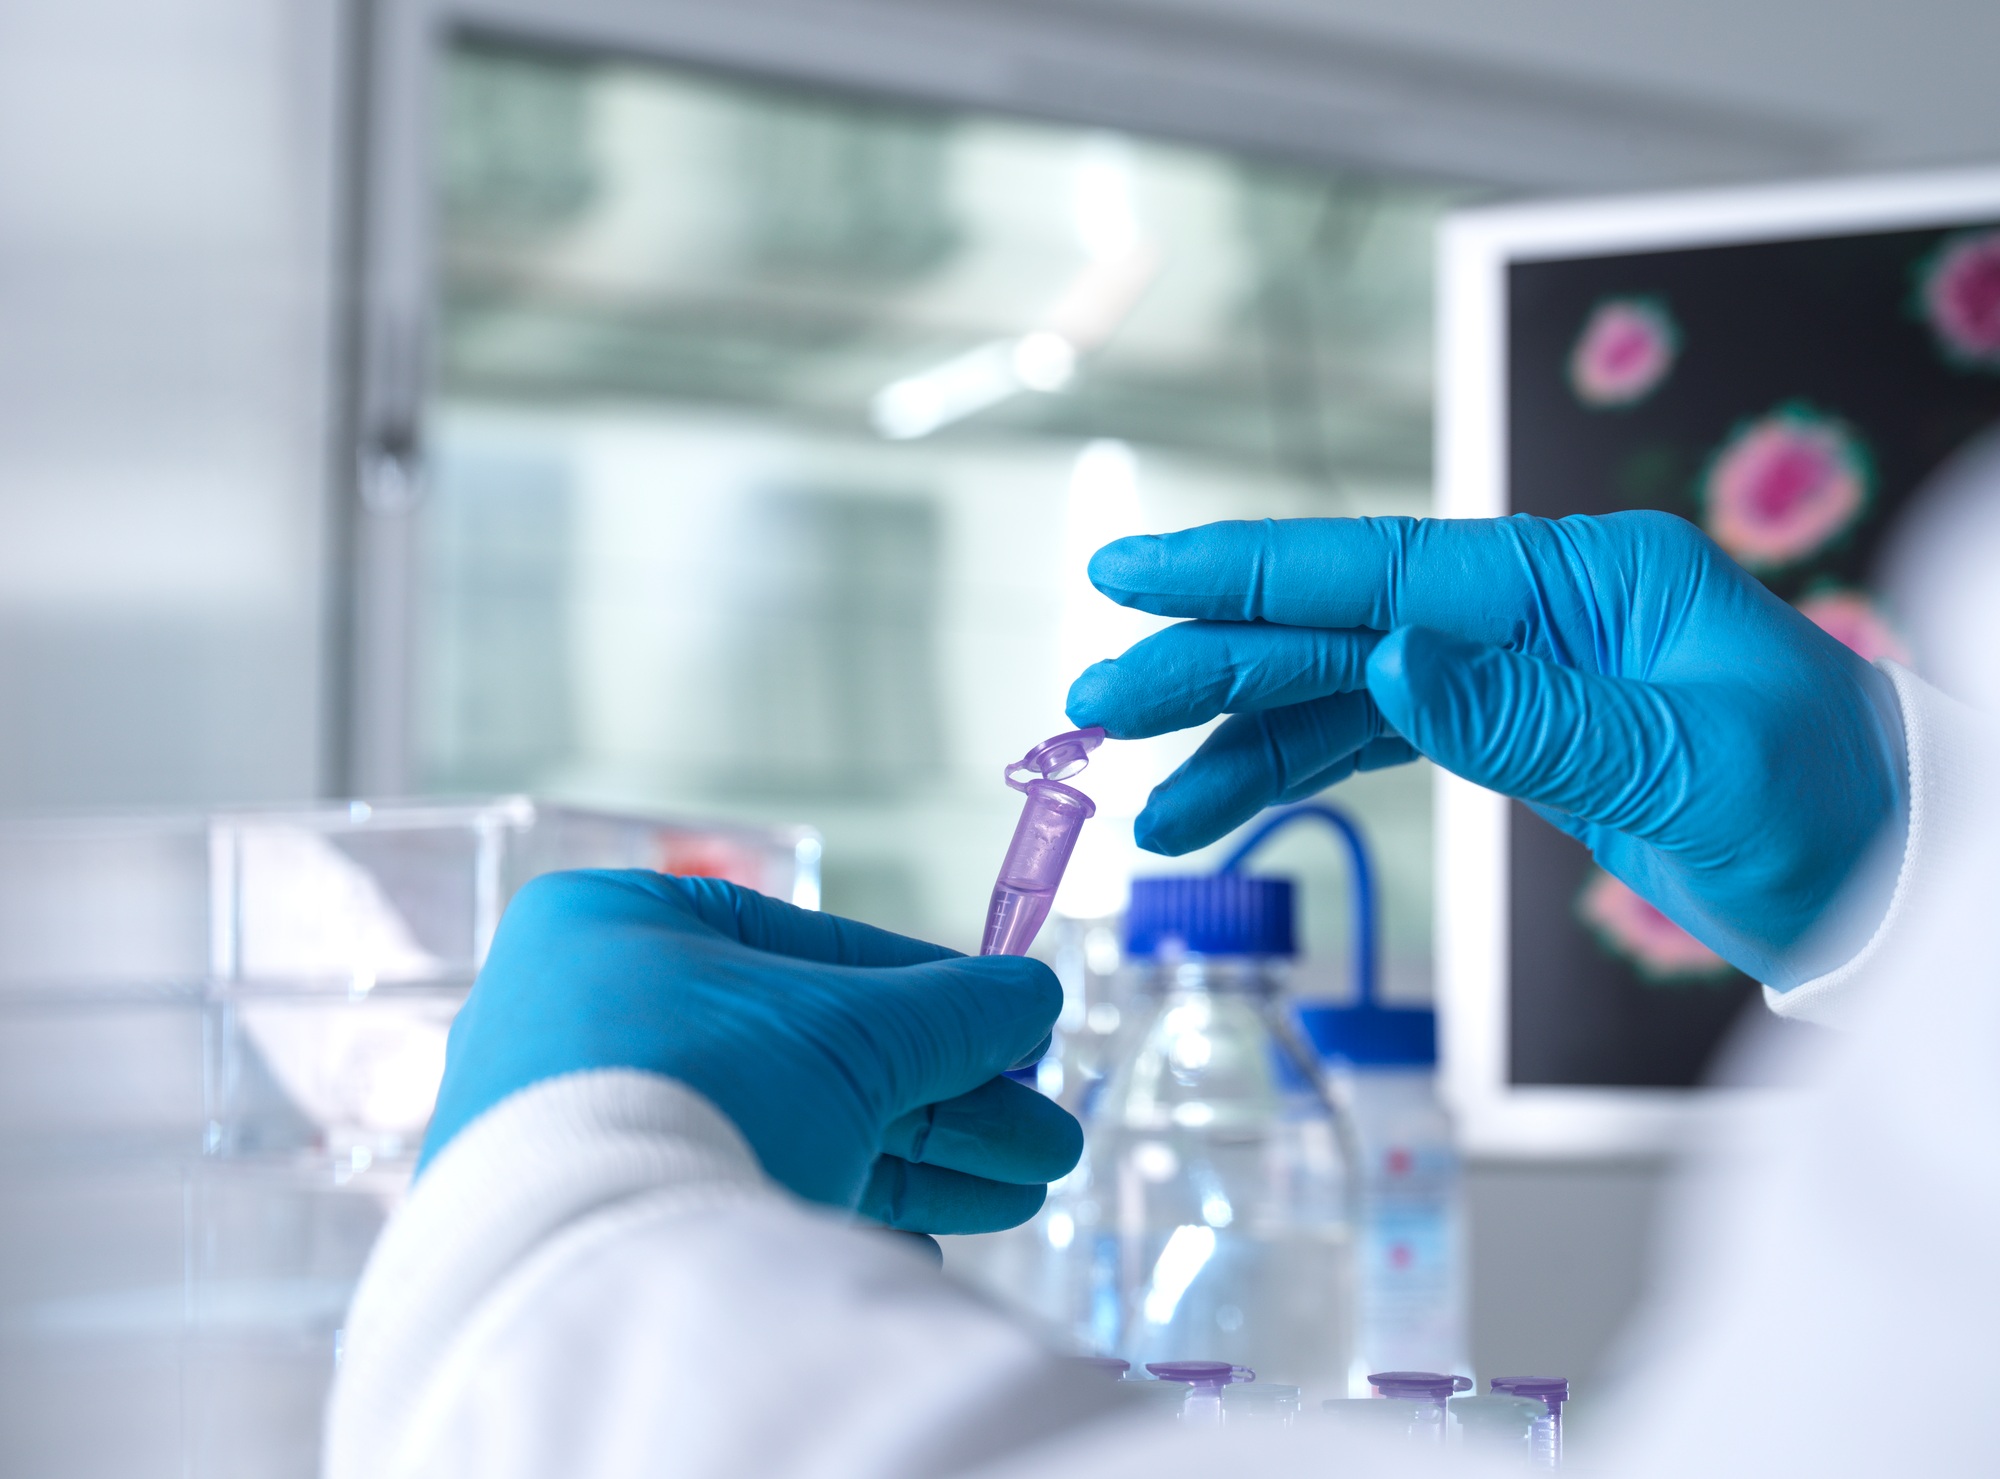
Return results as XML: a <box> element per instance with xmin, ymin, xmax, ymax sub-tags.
<box><xmin>1435</xmin><ymin>168</ymin><xmax>2000</xmax><ymax>1155</ymax></box>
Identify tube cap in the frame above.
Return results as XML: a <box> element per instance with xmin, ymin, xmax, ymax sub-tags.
<box><xmin>1370</xmin><ymin>1371</ymin><xmax>1473</xmax><ymax>1401</ymax></box>
<box><xmin>1125</xmin><ymin>876</ymin><xmax>1295</xmax><ymax>959</ymax></box>
<box><xmin>1006</xmin><ymin>727</ymin><xmax>1105</xmax><ymax>792</ymax></box>
<box><xmin>1490</xmin><ymin>1376</ymin><xmax>1569</xmax><ymax>1413</ymax></box>
<box><xmin>1145</xmin><ymin>1360</ymin><xmax>1254</xmax><ymax>1389</ymax></box>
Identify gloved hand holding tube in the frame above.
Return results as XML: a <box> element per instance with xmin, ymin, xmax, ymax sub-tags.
<box><xmin>421</xmin><ymin>871</ymin><xmax>1083</xmax><ymax>1235</ymax></box>
<box><xmin>1066</xmin><ymin>511</ymin><xmax>1910</xmax><ymax>989</ymax></box>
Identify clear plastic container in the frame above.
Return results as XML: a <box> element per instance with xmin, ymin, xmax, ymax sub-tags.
<box><xmin>1075</xmin><ymin>874</ymin><xmax>1355</xmax><ymax>1399</ymax></box>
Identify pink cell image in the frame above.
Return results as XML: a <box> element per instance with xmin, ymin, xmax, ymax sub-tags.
<box><xmin>1795</xmin><ymin>587</ymin><xmax>1915</xmax><ymax>666</ymax></box>
<box><xmin>1921</xmin><ymin>229</ymin><xmax>2000</xmax><ymax>368</ymax></box>
<box><xmin>1701</xmin><ymin>406</ymin><xmax>1870</xmax><ymax>570</ymax></box>
<box><xmin>1576</xmin><ymin>869</ymin><xmax>1734</xmax><ymax>982</ymax></box>
<box><xmin>1568</xmin><ymin>297</ymin><xmax>1680</xmax><ymax>407</ymax></box>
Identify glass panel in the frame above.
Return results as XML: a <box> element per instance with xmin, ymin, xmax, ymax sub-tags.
<box><xmin>426</xmin><ymin>41</ymin><xmax>1457</xmax><ymax>985</ymax></box>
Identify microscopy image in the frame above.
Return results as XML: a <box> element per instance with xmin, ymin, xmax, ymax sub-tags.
<box><xmin>1575</xmin><ymin>868</ymin><xmax>1732</xmax><ymax>983</ymax></box>
<box><xmin>1794</xmin><ymin>585</ymin><xmax>1914</xmax><ymax>665</ymax></box>
<box><xmin>1919</xmin><ymin>229</ymin><xmax>2000</xmax><ymax>370</ymax></box>
<box><xmin>1700</xmin><ymin>404</ymin><xmax>1870</xmax><ymax>570</ymax></box>
<box><xmin>1506</xmin><ymin>217</ymin><xmax>2000</xmax><ymax>1088</ymax></box>
<box><xmin>1568</xmin><ymin>297</ymin><xmax>1680</xmax><ymax>408</ymax></box>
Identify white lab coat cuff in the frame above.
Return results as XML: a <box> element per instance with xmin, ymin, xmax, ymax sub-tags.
<box><xmin>324</xmin><ymin>1070</ymin><xmax>775</xmax><ymax>1479</ymax></box>
<box><xmin>1764</xmin><ymin>661</ymin><xmax>1992</xmax><ymax>1028</ymax></box>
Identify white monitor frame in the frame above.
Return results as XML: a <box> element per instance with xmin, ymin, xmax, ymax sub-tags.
<box><xmin>1434</xmin><ymin>165</ymin><xmax>2000</xmax><ymax>1158</ymax></box>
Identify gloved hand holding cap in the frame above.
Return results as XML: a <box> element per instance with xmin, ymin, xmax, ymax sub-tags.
<box><xmin>1067</xmin><ymin>511</ymin><xmax>1909</xmax><ymax>989</ymax></box>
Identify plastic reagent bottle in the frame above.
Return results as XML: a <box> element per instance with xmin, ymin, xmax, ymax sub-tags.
<box><xmin>1490</xmin><ymin>1376</ymin><xmax>1570</xmax><ymax>1468</ymax></box>
<box><xmin>1080</xmin><ymin>871</ymin><xmax>1356</xmax><ymax>1398</ymax></box>
<box><xmin>981</xmin><ymin>727</ymin><xmax>1106</xmax><ymax>958</ymax></box>
<box><xmin>1225</xmin><ymin>805</ymin><xmax>1467</xmax><ymax>1393</ymax></box>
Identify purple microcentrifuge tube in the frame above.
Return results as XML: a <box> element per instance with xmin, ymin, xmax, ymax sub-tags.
<box><xmin>980</xmin><ymin>727</ymin><xmax>1105</xmax><ymax>957</ymax></box>
<box><xmin>1490</xmin><ymin>1377</ymin><xmax>1569</xmax><ymax>1468</ymax></box>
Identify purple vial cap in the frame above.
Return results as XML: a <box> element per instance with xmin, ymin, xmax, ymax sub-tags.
<box><xmin>1006</xmin><ymin>727</ymin><xmax>1106</xmax><ymax>792</ymax></box>
<box><xmin>1370</xmin><ymin>1371</ymin><xmax>1474</xmax><ymax>1400</ymax></box>
<box><xmin>1490</xmin><ymin>1377</ymin><xmax>1569</xmax><ymax>1412</ymax></box>
<box><xmin>1145</xmin><ymin>1361</ymin><xmax>1253</xmax><ymax>1390</ymax></box>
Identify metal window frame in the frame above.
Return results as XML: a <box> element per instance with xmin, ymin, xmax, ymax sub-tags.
<box><xmin>1434</xmin><ymin>164</ymin><xmax>2000</xmax><ymax>1157</ymax></box>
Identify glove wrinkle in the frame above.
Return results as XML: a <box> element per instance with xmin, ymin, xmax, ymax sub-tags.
<box><xmin>902</xmin><ymin>1104</ymin><xmax>936</xmax><ymax>1163</ymax></box>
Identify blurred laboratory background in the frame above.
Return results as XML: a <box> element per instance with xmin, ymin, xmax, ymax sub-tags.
<box><xmin>2</xmin><ymin>0</ymin><xmax>1998</xmax><ymax>1473</ymax></box>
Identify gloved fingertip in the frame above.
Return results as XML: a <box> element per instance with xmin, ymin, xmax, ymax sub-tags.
<box><xmin>1363</xmin><ymin>623</ymin><xmax>1413</xmax><ymax>683</ymax></box>
<box><xmin>1010</xmin><ymin>1032</ymin><xmax>1054</xmax><ymax>1071</ymax></box>
<box><xmin>1064</xmin><ymin>661</ymin><xmax>1118</xmax><ymax>730</ymax></box>
<box><xmin>889</xmin><ymin>1230</ymin><xmax>943</xmax><ymax>1266</ymax></box>
<box><xmin>962</xmin><ymin>952</ymin><xmax>1064</xmax><ymax>1027</ymax></box>
<box><xmin>1131</xmin><ymin>808</ymin><xmax>1182</xmax><ymax>857</ymax></box>
<box><xmin>1045</xmin><ymin>1108</ymin><xmax>1085</xmax><ymax>1177</ymax></box>
<box><xmin>1087</xmin><ymin>536</ymin><xmax>1156</xmax><ymax>604</ymax></box>
<box><xmin>1363</xmin><ymin>625</ymin><xmax>1423</xmax><ymax>733</ymax></box>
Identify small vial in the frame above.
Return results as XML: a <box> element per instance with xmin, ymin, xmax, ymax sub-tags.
<box><xmin>1451</xmin><ymin>1395</ymin><xmax>1545</xmax><ymax>1463</ymax></box>
<box><xmin>1062</xmin><ymin>1355</ymin><xmax>1131</xmax><ymax>1379</ymax></box>
<box><xmin>1221</xmin><ymin>1382</ymin><xmax>1301</xmax><ymax>1426</ymax></box>
<box><xmin>1117</xmin><ymin>1379</ymin><xmax>1194</xmax><ymax>1422</ymax></box>
<box><xmin>1368</xmin><ymin>1370</ymin><xmax>1472</xmax><ymax>1443</ymax></box>
<box><xmin>1490</xmin><ymin>1377</ymin><xmax>1569</xmax><ymax>1468</ymax></box>
<box><xmin>1146</xmin><ymin>1361</ymin><xmax>1253</xmax><ymax>1427</ymax></box>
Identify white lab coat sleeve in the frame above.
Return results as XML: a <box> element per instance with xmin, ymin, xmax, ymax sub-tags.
<box><xmin>323</xmin><ymin>1069</ymin><xmax>1448</xmax><ymax>1479</ymax></box>
<box><xmin>1762</xmin><ymin>659</ymin><xmax>1996</xmax><ymax>1027</ymax></box>
<box><xmin>1599</xmin><ymin>767</ymin><xmax>2000</xmax><ymax>1478</ymax></box>
<box><xmin>322</xmin><ymin>1069</ymin><xmax>1162</xmax><ymax>1479</ymax></box>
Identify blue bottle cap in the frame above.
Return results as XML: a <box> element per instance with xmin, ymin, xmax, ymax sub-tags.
<box><xmin>1125</xmin><ymin>875</ymin><xmax>1295</xmax><ymax>959</ymax></box>
<box><xmin>1298</xmin><ymin>1001</ymin><xmax>1438</xmax><ymax>1068</ymax></box>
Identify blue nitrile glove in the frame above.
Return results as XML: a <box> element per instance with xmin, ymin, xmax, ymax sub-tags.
<box><xmin>1066</xmin><ymin>513</ymin><xmax>1908</xmax><ymax>989</ymax></box>
<box><xmin>421</xmin><ymin>871</ymin><xmax>1081</xmax><ymax>1234</ymax></box>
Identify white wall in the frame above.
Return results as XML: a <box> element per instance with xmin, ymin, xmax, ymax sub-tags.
<box><xmin>0</xmin><ymin>0</ymin><xmax>341</xmax><ymax>808</ymax></box>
